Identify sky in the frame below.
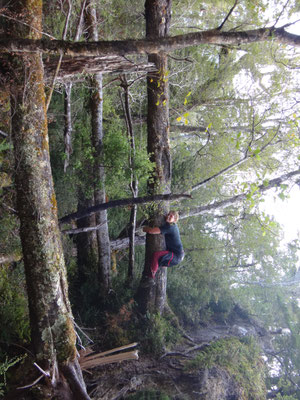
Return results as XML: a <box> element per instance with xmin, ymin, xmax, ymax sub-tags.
<box><xmin>262</xmin><ymin>185</ymin><xmax>300</xmax><ymax>243</ymax></box>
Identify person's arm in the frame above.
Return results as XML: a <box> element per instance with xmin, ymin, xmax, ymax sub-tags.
<box><xmin>143</xmin><ymin>226</ymin><xmax>161</xmax><ymax>234</ymax></box>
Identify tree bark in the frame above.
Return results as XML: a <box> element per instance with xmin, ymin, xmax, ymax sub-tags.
<box><xmin>120</xmin><ymin>75</ymin><xmax>139</xmax><ymax>281</ymax></box>
<box><xmin>63</xmin><ymin>82</ymin><xmax>72</xmax><ymax>173</ymax></box>
<box><xmin>44</xmin><ymin>56</ymin><xmax>156</xmax><ymax>82</ymax></box>
<box><xmin>85</xmin><ymin>0</ymin><xmax>111</xmax><ymax>298</ymax></box>
<box><xmin>1</xmin><ymin>26</ymin><xmax>299</xmax><ymax>56</ymax></box>
<box><xmin>75</xmin><ymin>190</ymin><xmax>98</xmax><ymax>292</ymax></box>
<box><xmin>135</xmin><ymin>0</ymin><xmax>172</xmax><ymax>315</ymax></box>
<box><xmin>8</xmin><ymin>1</ymin><xmax>89</xmax><ymax>398</ymax></box>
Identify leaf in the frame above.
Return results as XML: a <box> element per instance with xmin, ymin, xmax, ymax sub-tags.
<box><xmin>156</xmin><ymin>101</ymin><xmax>160</xmax><ymax>106</ymax></box>
<box><xmin>186</xmin><ymin>91</ymin><xmax>192</xmax><ymax>97</ymax></box>
<box><xmin>184</xmin><ymin>98</ymin><xmax>188</xmax><ymax>105</ymax></box>
<box><xmin>176</xmin><ymin>116</ymin><xmax>182</xmax><ymax>122</ymax></box>
<box><xmin>183</xmin><ymin>112</ymin><xmax>189</xmax><ymax>117</ymax></box>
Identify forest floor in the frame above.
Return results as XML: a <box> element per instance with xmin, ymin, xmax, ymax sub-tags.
<box><xmin>85</xmin><ymin>305</ymin><xmax>272</xmax><ymax>399</ymax></box>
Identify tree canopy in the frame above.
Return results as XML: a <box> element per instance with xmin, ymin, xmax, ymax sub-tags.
<box><xmin>0</xmin><ymin>0</ymin><xmax>300</xmax><ymax>398</ymax></box>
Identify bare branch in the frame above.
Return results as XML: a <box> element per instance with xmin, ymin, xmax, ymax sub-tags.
<box><xmin>218</xmin><ymin>0</ymin><xmax>239</xmax><ymax>31</ymax></box>
<box><xmin>75</xmin><ymin>0</ymin><xmax>88</xmax><ymax>41</ymax></box>
<box><xmin>17</xmin><ymin>374</ymin><xmax>44</xmax><ymax>390</ymax></box>
<box><xmin>1</xmin><ymin>26</ymin><xmax>300</xmax><ymax>57</ymax></box>
<box><xmin>59</xmin><ymin>193</ymin><xmax>192</xmax><ymax>225</ymax></box>
<box><xmin>0</xmin><ymin>12</ymin><xmax>56</xmax><ymax>40</ymax></box>
<box><xmin>181</xmin><ymin>167</ymin><xmax>300</xmax><ymax>219</ymax></box>
<box><xmin>62</xmin><ymin>222</ymin><xmax>105</xmax><ymax>235</ymax></box>
<box><xmin>0</xmin><ymin>129</ymin><xmax>8</xmax><ymax>138</ymax></box>
<box><xmin>45</xmin><ymin>0</ymin><xmax>72</xmax><ymax>111</ymax></box>
<box><xmin>273</xmin><ymin>0</ymin><xmax>291</xmax><ymax>28</ymax></box>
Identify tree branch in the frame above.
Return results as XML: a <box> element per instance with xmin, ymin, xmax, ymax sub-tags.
<box><xmin>218</xmin><ymin>0</ymin><xmax>239</xmax><ymax>31</ymax></box>
<box><xmin>59</xmin><ymin>193</ymin><xmax>192</xmax><ymax>225</ymax></box>
<box><xmin>181</xmin><ymin>168</ymin><xmax>300</xmax><ymax>219</ymax></box>
<box><xmin>74</xmin><ymin>0</ymin><xmax>88</xmax><ymax>41</ymax></box>
<box><xmin>0</xmin><ymin>129</ymin><xmax>8</xmax><ymax>138</ymax></box>
<box><xmin>45</xmin><ymin>0</ymin><xmax>72</xmax><ymax>111</ymax></box>
<box><xmin>1</xmin><ymin>26</ymin><xmax>299</xmax><ymax>57</ymax></box>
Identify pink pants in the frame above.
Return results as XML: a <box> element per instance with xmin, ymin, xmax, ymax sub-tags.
<box><xmin>149</xmin><ymin>250</ymin><xmax>169</xmax><ymax>278</ymax></box>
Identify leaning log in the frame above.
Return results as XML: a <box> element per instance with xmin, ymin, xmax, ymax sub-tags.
<box><xmin>59</xmin><ymin>193</ymin><xmax>191</xmax><ymax>225</ymax></box>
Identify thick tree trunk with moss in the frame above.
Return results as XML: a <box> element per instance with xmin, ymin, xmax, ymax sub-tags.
<box><xmin>136</xmin><ymin>0</ymin><xmax>172</xmax><ymax>315</ymax></box>
<box><xmin>8</xmin><ymin>1</ymin><xmax>89</xmax><ymax>398</ymax></box>
<box><xmin>85</xmin><ymin>0</ymin><xmax>111</xmax><ymax>298</ymax></box>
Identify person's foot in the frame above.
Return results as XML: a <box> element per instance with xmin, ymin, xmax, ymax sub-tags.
<box><xmin>140</xmin><ymin>277</ymin><xmax>155</xmax><ymax>288</ymax></box>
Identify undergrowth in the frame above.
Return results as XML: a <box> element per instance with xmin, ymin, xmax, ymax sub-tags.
<box><xmin>185</xmin><ymin>336</ymin><xmax>266</xmax><ymax>400</ymax></box>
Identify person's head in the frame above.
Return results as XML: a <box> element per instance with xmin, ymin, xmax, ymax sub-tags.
<box><xmin>166</xmin><ymin>211</ymin><xmax>179</xmax><ymax>224</ymax></box>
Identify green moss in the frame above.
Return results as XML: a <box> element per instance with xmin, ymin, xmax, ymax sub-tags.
<box><xmin>40</xmin><ymin>314</ymin><xmax>77</xmax><ymax>363</ymax></box>
<box><xmin>0</xmin><ymin>265</ymin><xmax>30</xmax><ymax>344</ymax></box>
<box><xmin>54</xmin><ymin>316</ymin><xmax>77</xmax><ymax>362</ymax></box>
<box><xmin>140</xmin><ymin>313</ymin><xmax>180</xmax><ymax>356</ymax></box>
<box><xmin>185</xmin><ymin>337</ymin><xmax>266</xmax><ymax>400</ymax></box>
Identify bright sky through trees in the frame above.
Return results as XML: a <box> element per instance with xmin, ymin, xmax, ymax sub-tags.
<box><xmin>262</xmin><ymin>186</ymin><xmax>300</xmax><ymax>242</ymax></box>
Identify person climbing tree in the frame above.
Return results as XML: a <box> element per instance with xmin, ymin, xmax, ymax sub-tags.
<box><xmin>142</xmin><ymin>211</ymin><xmax>184</xmax><ymax>286</ymax></box>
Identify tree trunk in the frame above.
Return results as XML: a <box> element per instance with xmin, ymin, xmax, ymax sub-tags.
<box><xmin>75</xmin><ymin>190</ymin><xmax>98</xmax><ymax>292</ymax></box>
<box><xmin>44</xmin><ymin>56</ymin><xmax>156</xmax><ymax>82</ymax></box>
<box><xmin>64</xmin><ymin>82</ymin><xmax>73</xmax><ymax>173</ymax></box>
<box><xmin>8</xmin><ymin>1</ymin><xmax>89</xmax><ymax>398</ymax></box>
<box><xmin>120</xmin><ymin>75</ymin><xmax>139</xmax><ymax>281</ymax></box>
<box><xmin>136</xmin><ymin>0</ymin><xmax>172</xmax><ymax>315</ymax></box>
<box><xmin>85</xmin><ymin>0</ymin><xmax>111</xmax><ymax>298</ymax></box>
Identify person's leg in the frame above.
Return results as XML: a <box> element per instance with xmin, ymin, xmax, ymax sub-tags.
<box><xmin>149</xmin><ymin>250</ymin><xmax>169</xmax><ymax>278</ymax></box>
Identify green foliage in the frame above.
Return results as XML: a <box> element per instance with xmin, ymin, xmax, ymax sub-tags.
<box><xmin>185</xmin><ymin>337</ymin><xmax>266</xmax><ymax>400</ymax></box>
<box><xmin>167</xmin><ymin>216</ymin><xmax>235</xmax><ymax>326</ymax></box>
<box><xmin>0</xmin><ymin>213</ymin><xmax>21</xmax><ymax>257</ymax></box>
<box><xmin>0</xmin><ymin>140</ymin><xmax>11</xmax><ymax>154</ymax></box>
<box><xmin>94</xmin><ymin>0</ymin><xmax>145</xmax><ymax>39</ymax></box>
<box><xmin>103</xmin><ymin>119</ymin><xmax>154</xmax><ymax>198</ymax></box>
<box><xmin>273</xmin><ymin>377</ymin><xmax>300</xmax><ymax>400</ymax></box>
<box><xmin>0</xmin><ymin>355</ymin><xmax>24</xmax><ymax>396</ymax></box>
<box><xmin>140</xmin><ymin>313</ymin><xmax>180</xmax><ymax>356</ymax></box>
<box><xmin>0</xmin><ymin>265</ymin><xmax>30</xmax><ymax>344</ymax></box>
<box><xmin>126</xmin><ymin>390</ymin><xmax>170</xmax><ymax>400</ymax></box>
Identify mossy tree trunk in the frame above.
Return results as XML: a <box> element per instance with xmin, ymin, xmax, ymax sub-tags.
<box><xmin>136</xmin><ymin>0</ymin><xmax>172</xmax><ymax>314</ymax></box>
<box><xmin>8</xmin><ymin>0</ymin><xmax>89</xmax><ymax>398</ymax></box>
